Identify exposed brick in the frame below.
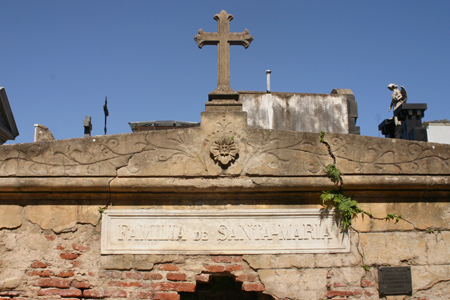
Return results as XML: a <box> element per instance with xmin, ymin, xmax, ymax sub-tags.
<box><xmin>333</xmin><ymin>282</ymin><xmax>347</xmax><ymax>287</ymax></box>
<box><xmin>211</xmin><ymin>256</ymin><xmax>232</xmax><ymax>263</ymax></box>
<box><xmin>153</xmin><ymin>292</ymin><xmax>180</xmax><ymax>300</ymax></box>
<box><xmin>56</xmin><ymin>245</ymin><xmax>65</xmax><ymax>250</ymax></box>
<box><xmin>38</xmin><ymin>288</ymin><xmax>82</xmax><ymax>297</ymax></box>
<box><xmin>327</xmin><ymin>271</ymin><xmax>334</xmax><ymax>278</ymax></box>
<box><xmin>45</xmin><ymin>235</ymin><xmax>56</xmax><ymax>241</ymax></box>
<box><xmin>111</xmin><ymin>271</ymin><xmax>122</xmax><ymax>278</ymax></box>
<box><xmin>26</xmin><ymin>269</ymin><xmax>54</xmax><ymax>277</ymax></box>
<box><xmin>60</xmin><ymin>252</ymin><xmax>79</xmax><ymax>260</ymax></box>
<box><xmin>72</xmin><ymin>280</ymin><xmax>91</xmax><ymax>289</ymax></box>
<box><xmin>0</xmin><ymin>291</ymin><xmax>24</xmax><ymax>296</ymax></box>
<box><xmin>361</xmin><ymin>279</ymin><xmax>375</xmax><ymax>287</ymax></box>
<box><xmin>88</xmin><ymin>271</ymin><xmax>95</xmax><ymax>276</ymax></box>
<box><xmin>158</xmin><ymin>264</ymin><xmax>179</xmax><ymax>271</ymax></box>
<box><xmin>325</xmin><ymin>290</ymin><xmax>362</xmax><ymax>298</ymax></box>
<box><xmin>365</xmin><ymin>291</ymin><xmax>375</xmax><ymax>297</ymax></box>
<box><xmin>109</xmin><ymin>281</ymin><xmax>144</xmax><ymax>288</ymax></box>
<box><xmin>138</xmin><ymin>292</ymin><xmax>180</xmax><ymax>300</ymax></box>
<box><xmin>83</xmin><ymin>289</ymin><xmax>127</xmax><ymax>298</ymax></box>
<box><xmin>59</xmin><ymin>270</ymin><xmax>75</xmax><ymax>278</ymax></box>
<box><xmin>108</xmin><ymin>289</ymin><xmax>128</xmax><ymax>298</ymax></box>
<box><xmin>71</xmin><ymin>261</ymin><xmax>81</xmax><ymax>268</ymax></box>
<box><xmin>225</xmin><ymin>265</ymin><xmax>242</xmax><ymax>272</ymax></box>
<box><xmin>30</xmin><ymin>261</ymin><xmax>47</xmax><ymax>268</ymax></box>
<box><xmin>144</xmin><ymin>273</ymin><xmax>163</xmax><ymax>280</ymax></box>
<box><xmin>195</xmin><ymin>274</ymin><xmax>210</xmax><ymax>283</ymax></box>
<box><xmin>83</xmin><ymin>289</ymin><xmax>104</xmax><ymax>298</ymax></box>
<box><xmin>0</xmin><ymin>297</ymin><xmax>10</xmax><ymax>300</ymax></box>
<box><xmin>152</xmin><ymin>282</ymin><xmax>196</xmax><ymax>293</ymax></box>
<box><xmin>98</xmin><ymin>271</ymin><xmax>110</xmax><ymax>278</ymax></box>
<box><xmin>242</xmin><ymin>283</ymin><xmax>265</xmax><ymax>292</ymax></box>
<box><xmin>72</xmin><ymin>243</ymin><xmax>90</xmax><ymax>252</ymax></box>
<box><xmin>233</xmin><ymin>256</ymin><xmax>243</xmax><ymax>262</ymax></box>
<box><xmin>33</xmin><ymin>278</ymin><xmax>71</xmax><ymax>288</ymax></box>
<box><xmin>167</xmin><ymin>273</ymin><xmax>186</xmax><ymax>281</ymax></box>
<box><xmin>126</xmin><ymin>272</ymin><xmax>143</xmax><ymax>279</ymax></box>
<box><xmin>204</xmin><ymin>265</ymin><xmax>225</xmax><ymax>273</ymax></box>
<box><xmin>326</xmin><ymin>290</ymin><xmax>347</xmax><ymax>297</ymax></box>
<box><xmin>235</xmin><ymin>274</ymin><xmax>257</xmax><ymax>282</ymax></box>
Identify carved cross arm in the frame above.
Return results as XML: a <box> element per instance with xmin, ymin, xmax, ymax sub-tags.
<box><xmin>228</xmin><ymin>30</ymin><xmax>253</xmax><ymax>48</ymax></box>
<box><xmin>194</xmin><ymin>30</ymin><xmax>219</xmax><ymax>48</ymax></box>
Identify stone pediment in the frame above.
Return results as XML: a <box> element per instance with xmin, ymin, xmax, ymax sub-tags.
<box><xmin>0</xmin><ymin>111</ymin><xmax>449</xmax><ymax>195</ymax></box>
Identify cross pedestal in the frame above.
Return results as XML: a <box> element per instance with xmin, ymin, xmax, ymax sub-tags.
<box><xmin>195</xmin><ymin>10</ymin><xmax>253</xmax><ymax>103</ymax></box>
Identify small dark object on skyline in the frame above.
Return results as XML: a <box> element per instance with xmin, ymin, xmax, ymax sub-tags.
<box><xmin>103</xmin><ymin>97</ymin><xmax>109</xmax><ymax>135</ymax></box>
<box><xmin>84</xmin><ymin>116</ymin><xmax>92</xmax><ymax>137</ymax></box>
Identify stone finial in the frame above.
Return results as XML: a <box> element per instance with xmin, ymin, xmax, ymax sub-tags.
<box><xmin>84</xmin><ymin>116</ymin><xmax>92</xmax><ymax>137</ymax></box>
<box><xmin>34</xmin><ymin>124</ymin><xmax>55</xmax><ymax>142</ymax></box>
<box><xmin>195</xmin><ymin>10</ymin><xmax>253</xmax><ymax>100</ymax></box>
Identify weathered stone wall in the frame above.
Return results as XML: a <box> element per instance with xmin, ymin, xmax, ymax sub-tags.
<box><xmin>240</xmin><ymin>91</ymin><xmax>351</xmax><ymax>134</ymax></box>
<box><xmin>1</xmin><ymin>200</ymin><xmax>450</xmax><ymax>299</ymax></box>
<box><xmin>0</xmin><ymin>110</ymin><xmax>450</xmax><ymax>299</ymax></box>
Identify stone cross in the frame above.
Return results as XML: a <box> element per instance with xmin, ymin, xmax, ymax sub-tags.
<box><xmin>195</xmin><ymin>10</ymin><xmax>253</xmax><ymax>98</ymax></box>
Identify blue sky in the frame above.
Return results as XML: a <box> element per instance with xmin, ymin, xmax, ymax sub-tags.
<box><xmin>1</xmin><ymin>1</ymin><xmax>449</xmax><ymax>144</ymax></box>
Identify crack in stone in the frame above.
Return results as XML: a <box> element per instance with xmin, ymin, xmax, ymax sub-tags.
<box><xmin>413</xmin><ymin>278</ymin><xmax>450</xmax><ymax>295</ymax></box>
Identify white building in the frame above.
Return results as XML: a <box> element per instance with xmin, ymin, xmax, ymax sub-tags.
<box><xmin>425</xmin><ymin>119</ymin><xmax>450</xmax><ymax>144</ymax></box>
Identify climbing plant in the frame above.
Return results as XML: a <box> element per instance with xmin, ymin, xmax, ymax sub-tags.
<box><xmin>319</xmin><ymin>131</ymin><xmax>402</xmax><ymax>230</ymax></box>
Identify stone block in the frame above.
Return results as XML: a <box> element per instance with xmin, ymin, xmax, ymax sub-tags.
<box><xmin>25</xmin><ymin>205</ymin><xmax>77</xmax><ymax>233</ymax></box>
<box><xmin>258</xmin><ymin>268</ymin><xmax>327</xmax><ymax>299</ymax></box>
<box><xmin>426</xmin><ymin>231</ymin><xmax>450</xmax><ymax>265</ymax></box>
<box><xmin>101</xmin><ymin>255</ymin><xmax>134</xmax><ymax>270</ymax></box>
<box><xmin>412</xmin><ymin>265</ymin><xmax>450</xmax><ymax>292</ymax></box>
<box><xmin>78</xmin><ymin>203</ymin><xmax>103</xmax><ymax>225</ymax></box>
<box><xmin>360</xmin><ymin>232</ymin><xmax>428</xmax><ymax>265</ymax></box>
<box><xmin>275</xmin><ymin>254</ymin><xmax>316</xmax><ymax>269</ymax></box>
<box><xmin>0</xmin><ymin>205</ymin><xmax>22</xmax><ymax>229</ymax></box>
<box><xmin>327</xmin><ymin>267</ymin><xmax>365</xmax><ymax>288</ymax></box>
<box><xmin>101</xmin><ymin>254</ymin><xmax>183</xmax><ymax>271</ymax></box>
<box><xmin>243</xmin><ymin>255</ymin><xmax>276</xmax><ymax>269</ymax></box>
<box><xmin>350</xmin><ymin>211</ymin><xmax>371</xmax><ymax>232</ymax></box>
<box><xmin>0</xmin><ymin>276</ymin><xmax>22</xmax><ymax>290</ymax></box>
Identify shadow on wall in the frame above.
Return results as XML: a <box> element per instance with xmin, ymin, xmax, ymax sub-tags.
<box><xmin>180</xmin><ymin>275</ymin><xmax>274</xmax><ymax>300</ymax></box>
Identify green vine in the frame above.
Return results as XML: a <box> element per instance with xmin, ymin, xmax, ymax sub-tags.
<box><xmin>323</xmin><ymin>164</ymin><xmax>342</xmax><ymax>185</ymax></box>
<box><xmin>321</xmin><ymin>190</ymin><xmax>369</xmax><ymax>230</ymax></box>
<box><xmin>319</xmin><ymin>131</ymin><xmax>404</xmax><ymax>230</ymax></box>
<box><xmin>97</xmin><ymin>205</ymin><xmax>108</xmax><ymax>224</ymax></box>
<box><xmin>362</xmin><ymin>264</ymin><xmax>371</xmax><ymax>271</ymax></box>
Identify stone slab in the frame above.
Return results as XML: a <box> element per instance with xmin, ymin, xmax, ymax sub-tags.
<box><xmin>101</xmin><ymin>209</ymin><xmax>349</xmax><ymax>254</ymax></box>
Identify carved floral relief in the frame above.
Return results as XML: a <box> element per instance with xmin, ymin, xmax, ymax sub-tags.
<box><xmin>210</xmin><ymin>136</ymin><xmax>239</xmax><ymax>167</ymax></box>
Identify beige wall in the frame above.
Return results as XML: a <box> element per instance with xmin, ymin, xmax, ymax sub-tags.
<box><xmin>1</xmin><ymin>198</ymin><xmax>449</xmax><ymax>300</ymax></box>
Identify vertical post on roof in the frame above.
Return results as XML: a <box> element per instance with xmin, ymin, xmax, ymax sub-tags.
<box><xmin>103</xmin><ymin>97</ymin><xmax>109</xmax><ymax>135</ymax></box>
<box><xmin>266</xmin><ymin>70</ymin><xmax>271</xmax><ymax>93</ymax></box>
<box><xmin>84</xmin><ymin>116</ymin><xmax>92</xmax><ymax>137</ymax></box>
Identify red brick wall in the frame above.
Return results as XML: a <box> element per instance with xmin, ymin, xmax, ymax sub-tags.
<box><xmin>1</xmin><ymin>223</ymin><xmax>266</xmax><ymax>300</ymax></box>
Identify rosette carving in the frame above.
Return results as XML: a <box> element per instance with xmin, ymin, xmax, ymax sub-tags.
<box><xmin>210</xmin><ymin>136</ymin><xmax>239</xmax><ymax>168</ymax></box>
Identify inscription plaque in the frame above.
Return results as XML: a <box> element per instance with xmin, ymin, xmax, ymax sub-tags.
<box><xmin>378</xmin><ymin>266</ymin><xmax>413</xmax><ymax>297</ymax></box>
<box><xmin>101</xmin><ymin>209</ymin><xmax>349</xmax><ymax>254</ymax></box>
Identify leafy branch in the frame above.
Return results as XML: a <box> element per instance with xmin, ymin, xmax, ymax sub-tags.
<box><xmin>319</xmin><ymin>131</ymin><xmax>403</xmax><ymax>230</ymax></box>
